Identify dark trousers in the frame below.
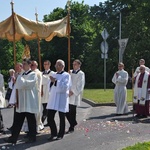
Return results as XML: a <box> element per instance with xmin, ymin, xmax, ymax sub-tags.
<box><xmin>41</xmin><ymin>103</ymin><xmax>48</xmax><ymax>123</ymax></box>
<box><xmin>47</xmin><ymin>109</ymin><xmax>65</xmax><ymax>137</ymax></box>
<box><xmin>0</xmin><ymin>109</ymin><xmax>4</xmax><ymax>131</ymax></box>
<box><xmin>10</xmin><ymin>112</ymin><xmax>36</xmax><ymax>142</ymax></box>
<box><xmin>66</xmin><ymin>104</ymin><xmax>77</xmax><ymax>129</ymax></box>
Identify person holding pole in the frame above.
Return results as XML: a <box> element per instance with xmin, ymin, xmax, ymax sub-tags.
<box><xmin>112</xmin><ymin>62</ymin><xmax>129</xmax><ymax>115</ymax></box>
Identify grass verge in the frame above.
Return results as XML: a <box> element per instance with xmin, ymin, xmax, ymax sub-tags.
<box><xmin>122</xmin><ymin>142</ymin><xmax>150</xmax><ymax>150</ymax></box>
<box><xmin>83</xmin><ymin>89</ymin><xmax>132</xmax><ymax>104</ymax></box>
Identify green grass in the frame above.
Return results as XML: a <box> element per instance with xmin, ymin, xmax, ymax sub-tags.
<box><xmin>122</xmin><ymin>142</ymin><xmax>150</xmax><ymax>150</ymax></box>
<box><xmin>83</xmin><ymin>89</ymin><xmax>133</xmax><ymax>104</ymax></box>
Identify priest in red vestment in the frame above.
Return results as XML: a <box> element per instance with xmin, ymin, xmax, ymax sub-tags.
<box><xmin>133</xmin><ymin>65</ymin><xmax>150</xmax><ymax>118</ymax></box>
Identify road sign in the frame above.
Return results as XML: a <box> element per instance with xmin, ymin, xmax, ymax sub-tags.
<box><xmin>101</xmin><ymin>41</ymin><xmax>109</xmax><ymax>54</ymax></box>
<box><xmin>101</xmin><ymin>28</ymin><xmax>109</xmax><ymax>40</ymax></box>
<box><xmin>101</xmin><ymin>53</ymin><xmax>108</xmax><ymax>59</ymax></box>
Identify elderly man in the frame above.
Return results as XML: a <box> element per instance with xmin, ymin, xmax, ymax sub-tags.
<box><xmin>112</xmin><ymin>62</ymin><xmax>129</xmax><ymax>115</ymax></box>
<box><xmin>133</xmin><ymin>59</ymin><xmax>150</xmax><ymax>77</ymax></box>
<box><xmin>7</xmin><ymin>63</ymin><xmax>24</xmax><ymax>131</ymax></box>
<box><xmin>47</xmin><ymin>59</ymin><xmax>71</xmax><ymax>141</ymax></box>
<box><xmin>66</xmin><ymin>59</ymin><xmax>85</xmax><ymax>133</ymax></box>
<box><xmin>4</xmin><ymin>59</ymin><xmax>39</xmax><ymax>144</ymax></box>
<box><xmin>133</xmin><ymin>65</ymin><xmax>150</xmax><ymax>118</ymax></box>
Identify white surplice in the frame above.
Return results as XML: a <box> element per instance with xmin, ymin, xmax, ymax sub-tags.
<box><xmin>15</xmin><ymin>71</ymin><xmax>39</xmax><ymax>113</ymax></box>
<box><xmin>112</xmin><ymin>69</ymin><xmax>128</xmax><ymax>114</ymax></box>
<box><xmin>69</xmin><ymin>70</ymin><xmax>85</xmax><ymax>106</ymax></box>
<box><xmin>47</xmin><ymin>72</ymin><xmax>71</xmax><ymax>113</ymax></box>
<box><xmin>41</xmin><ymin>70</ymin><xmax>54</xmax><ymax>104</ymax></box>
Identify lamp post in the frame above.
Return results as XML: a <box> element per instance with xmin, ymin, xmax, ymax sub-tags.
<box><xmin>119</xmin><ymin>11</ymin><xmax>122</xmax><ymax>62</ymax></box>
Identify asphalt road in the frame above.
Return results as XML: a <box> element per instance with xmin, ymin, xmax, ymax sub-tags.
<box><xmin>0</xmin><ymin>101</ymin><xmax>150</xmax><ymax>150</ymax></box>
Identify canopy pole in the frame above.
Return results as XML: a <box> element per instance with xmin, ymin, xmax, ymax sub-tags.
<box><xmin>10</xmin><ymin>0</ymin><xmax>16</xmax><ymax>67</ymax></box>
<box><xmin>67</xmin><ymin>0</ymin><xmax>71</xmax><ymax>72</ymax></box>
<box><xmin>35</xmin><ymin>8</ymin><xmax>42</xmax><ymax>71</ymax></box>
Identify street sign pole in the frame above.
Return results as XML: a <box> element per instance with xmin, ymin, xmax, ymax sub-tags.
<box><xmin>104</xmin><ymin>53</ymin><xmax>106</xmax><ymax>91</ymax></box>
<box><xmin>101</xmin><ymin>29</ymin><xmax>109</xmax><ymax>91</ymax></box>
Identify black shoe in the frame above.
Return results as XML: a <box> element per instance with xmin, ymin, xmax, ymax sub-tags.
<box><xmin>25</xmin><ymin>138</ymin><xmax>36</xmax><ymax>144</ymax></box>
<box><xmin>0</xmin><ymin>130</ymin><xmax>6</xmax><ymax>134</ymax></box>
<box><xmin>135</xmin><ymin>114</ymin><xmax>141</xmax><ymax>118</ymax></box>
<box><xmin>140</xmin><ymin>115</ymin><xmax>147</xmax><ymax>118</ymax></box>
<box><xmin>74</xmin><ymin>122</ymin><xmax>78</xmax><ymax>127</ymax></box>
<box><xmin>24</xmin><ymin>134</ymin><xmax>29</xmax><ymax>139</ymax></box>
<box><xmin>44</xmin><ymin>123</ymin><xmax>49</xmax><ymax>127</ymax></box>
<box><xmin>66</xmin><ymin>127</ymin><xmax>74</xmax><ymax>134</ymax></box>
<box><xmin>47</xmin><ymin>135</ymin><xmax>57</xmax><ymax>141</ymax></box>
<box><xmin>116</xmin><ymin>114</ymin><xmax>123</xmax><ymax>116</ymax></box>
<box><xmin>4</xmin><ymin>138</ymin><xmax>16</xmax><ymax>144</ymax></box>
<box><xmin>7</xmin><ymin>127</ymin><xmax>12</xmax><ymax>131</ymax></box>
<box><xmin>56</xmin><ymin>136</ymin><xmax>63</xmax><ymax>140</ymax></box>
<box><xmin>66</xmin><ymin>129</ymin><xmax>74</xmax><ymax>134</ymax></box>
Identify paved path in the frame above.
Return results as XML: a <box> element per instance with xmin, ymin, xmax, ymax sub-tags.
<box><xmin>0</xmin><ymin>101</ymin><xmax>150</xmax><ymax>150</ymax></box>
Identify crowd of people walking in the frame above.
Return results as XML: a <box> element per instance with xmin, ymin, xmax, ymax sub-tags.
<box><xmin>0</xmin><ymin>58</ymin><xmax>85</xmax><ymax>145</ymax></box>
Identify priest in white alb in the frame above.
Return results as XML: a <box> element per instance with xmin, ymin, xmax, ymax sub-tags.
<box><xmin>112</xmin><ymin>62</ymin><xmax>129</xmax><ymax>115</ymax></box>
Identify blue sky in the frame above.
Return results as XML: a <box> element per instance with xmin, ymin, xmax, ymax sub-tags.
<box><xmin>0</xmin><ymin>0</ymin><xmax>105</xmax><ymax>22</ymax></box>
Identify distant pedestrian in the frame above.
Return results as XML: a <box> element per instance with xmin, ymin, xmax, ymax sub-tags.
<box><xmin>112</xmin><ymin>62</ymin><xmax>128</xmax><ymax>115</ymax></box>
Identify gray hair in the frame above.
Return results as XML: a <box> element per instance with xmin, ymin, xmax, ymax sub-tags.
<box><xmin>56</xmin><ymin>59</ymin><xmax>65</xmax><ymax>67</ymax></box>
<box><xmin>9</xmin><ymin>69</ymin><xmax>15</xmax><ymax>73</ymax></box>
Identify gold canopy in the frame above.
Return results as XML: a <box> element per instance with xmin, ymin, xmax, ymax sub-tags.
<box><xmin>0</xmin><ymin>13</ymin><xmax>68</xmax><ymax>42</ymax></box>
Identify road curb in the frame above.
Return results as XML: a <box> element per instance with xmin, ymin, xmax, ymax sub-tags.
<box><xmin>82</xmin><ymin>98</ymin><xmax>133</xmax><ymax>107</ymax></box>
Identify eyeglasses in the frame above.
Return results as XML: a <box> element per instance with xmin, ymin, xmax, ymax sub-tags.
<box><xmin>73</xmin><ymin>63</ymin><xmax>78</xmax><ymax>66</ymax></box>
<box><xmin>31</xmin><ymin>64</ymin><xmax>36</xmax><ymax>66</ymax></box>
<box><xmin>23</xmin><ymin>63</ymin><xmax>28</xmax><ymax>65</ymax></box>
<box><xmin>44</xmin><ymin>64</ymin><xmax>49</xmax><ymax>65</ymax></box>
<box><xmin>55</xmin><ymin>64</ymin><xmax>62</xmax><ymax>67</ymax></box>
